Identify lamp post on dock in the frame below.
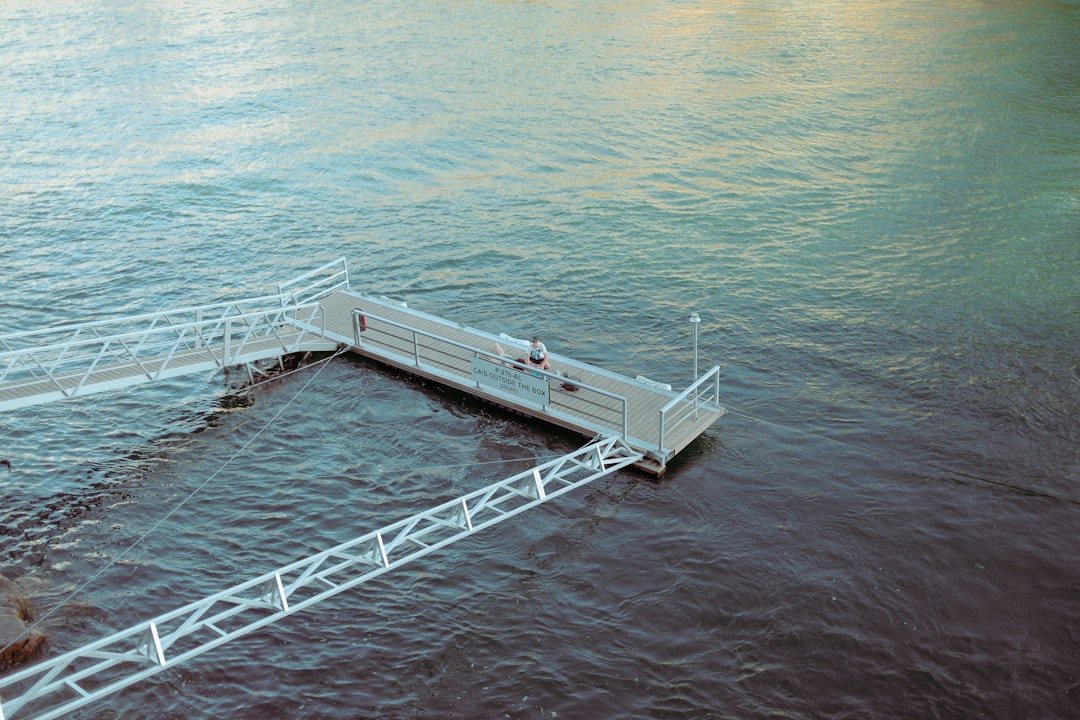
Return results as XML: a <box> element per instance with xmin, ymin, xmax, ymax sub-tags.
<box><xmin>689</xmin><ymin>312</ymin><xmax>700</xmax><ymax>382</ymax></box>
<box><xmin>689</xmin><ymin>312</ymin><xmax>701</xmax><ymax>417</ymax></box>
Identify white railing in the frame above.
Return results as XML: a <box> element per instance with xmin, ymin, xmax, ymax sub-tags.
<box><xmin>0</xmin><ymin>260</ymin><xmax>353</xmax><ymax>412</ymax></box>
<box><xmin>346</xmin><ymin>309</ymin><xmax>631</xmax><ymax>440</ymax></box>
<box><xmin>657</xmin><ymin>366</ymin><xmax>725</xmax><ymax>456</ymax></box>
<box><xmin>0</xmin><ymin>436</ymin><xmax>642</xmax><ymax>720</ymax></box>
<box><xmin>0</xmin><ymin>293</ymin><xmax>292</xmax><ymax>354</ymax></box>
<box><xmin>276</xmin><ymin>256</ymin><xmax>349</xmax><ymax>306</ymax></box>
<box><xmin>0</xmin><ymin>299</ymin><xmax>329</xmax><ymax>412</ymax></box>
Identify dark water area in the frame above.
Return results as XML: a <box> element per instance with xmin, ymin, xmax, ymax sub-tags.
<box><xmin>2</xmin><ymin>1</ymin><xmax>1078</xmax><ymax>718</ymax></box>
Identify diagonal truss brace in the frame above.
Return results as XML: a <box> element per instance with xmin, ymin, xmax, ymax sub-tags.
<box><xmin>0</xmin><ymin>435</ymin><xmax>642</xmax><ymax>720</ymax></box>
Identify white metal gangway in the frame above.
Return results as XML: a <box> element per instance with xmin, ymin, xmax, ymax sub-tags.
<box><xmin>0</xmin><ymin>436</ymin><xmax>643</xmax><ymax>720</ymax></box>
<box><xmin>0</xmin><ymin>259</ymin><xmax>351</xmax><ymax>413</ymax></box>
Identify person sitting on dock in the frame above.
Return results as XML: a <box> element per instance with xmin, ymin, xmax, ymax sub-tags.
<box><xmin>527</xmin><ymin>336</ymin><xmax>551</xmax><ymax>371</ymax></box>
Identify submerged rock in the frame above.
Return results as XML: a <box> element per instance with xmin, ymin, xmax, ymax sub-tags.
<box><xmin>0</xmin><ymin>574</ymin><xmax>47</xmax><ymax>670</ymax></box>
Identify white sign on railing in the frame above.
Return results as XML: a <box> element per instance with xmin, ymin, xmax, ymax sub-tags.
<box><xmin>471</xmin><ymin>356</ymin><xmax>549</xmax><ymax>405</ymax></box>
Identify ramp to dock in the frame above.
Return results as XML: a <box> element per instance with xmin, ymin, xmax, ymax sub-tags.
<box><xmin>0</xmin><ymin>297</ymin><xmax>337</xmax><ymax>412</ymax></box>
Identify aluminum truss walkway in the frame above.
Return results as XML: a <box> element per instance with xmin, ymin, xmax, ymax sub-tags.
<box><xmin>0</xmin><ymin>435</ymin><xmax>643</xmax><ymax>720</ymax></box>
<box><xmin>0</xmin><ymin>259</ymin><xmax>351</xmax><ymax>412</ymax></box>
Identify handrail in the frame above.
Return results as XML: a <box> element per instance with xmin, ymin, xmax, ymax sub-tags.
<box><xmin>348</xmin><ymin>309</ymin><xmax>631</xmax><ymax>440</ymax></box>
<box><xmin>0</xmin><ymin>303</ymin><xmax>322</xmax><ymax>366</ymax></box>
<box><xmin>657</xmin><ymin>366</ymin><xmax>725</xmax><ymax>456</ymax></box>
<box><xmin>276</xmin><ymin>257</ymin><xmax>349</xmax><ymax>306</ymax></box>
<box><xmin>0</xmin><ymin>436</ymin><xmax>643</xmax><ymax>720</ymax></box>
<box><xmin>0</xmin><ymin>302</ymin><xmax>329</xmax><ymax>411</ymax></box>
<box><xmin>0</xmin><ymin>294</ymin><xmax>293</xmax><ymax>348</ymax></box>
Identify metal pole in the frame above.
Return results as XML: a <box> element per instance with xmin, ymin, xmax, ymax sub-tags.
<box><xmin>689</xmin><ymin>312</ymin><xmax>700</xmax><ymax>416</ymax></box>
<box><xmin>689</xmin><ymin>312</ymin><xmax>700</xmax><ymax>382</ymax></box>
<box><xmin>223</xmin><ymin>319</ymin><xmax>232</xmax><ymax>366</ymax></box>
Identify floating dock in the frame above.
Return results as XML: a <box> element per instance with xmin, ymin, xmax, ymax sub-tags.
<box><xmin>0</xmin><ymin>258</ymin><xmax>724</xmax><ymax>475</ymax></box>
<box><xmin>299</xmin><ymin>288</ymin><xmax>724</xmax><ymax>474</ymax></box>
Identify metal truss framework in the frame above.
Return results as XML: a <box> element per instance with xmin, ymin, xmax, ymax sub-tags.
<box><xmin>0</xmin><ymin>298</ymin><xmax>332</xmax><ymax>412</ymax></box>
<box><xmin>0</xmin><ymin>436</ymin><xmax>643</xmax><ymax>720</ymax></box>
<box><xmin>0</xmin><ymin>258</ymin><xmax>350</xmax><ymax>412</ymax></box>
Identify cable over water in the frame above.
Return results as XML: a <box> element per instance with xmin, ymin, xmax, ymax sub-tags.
<box><xmin>0</xmin><ymin>349</ymin><xmax>348</xmax><ymax>661</ymax></box>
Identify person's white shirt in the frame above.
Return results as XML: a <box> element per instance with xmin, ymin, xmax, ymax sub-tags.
<box><xmin>528</xmin><ymin>341</ymin><xmax>547</xmax><ymax>363</ymax></box>
<box><xmin>527</xmin><ymin>339</ymin><xmax>549</xmax><ymax>368</ymax></box>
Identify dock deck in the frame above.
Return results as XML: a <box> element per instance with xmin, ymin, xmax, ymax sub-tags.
<box><xmin>302</xmin><ymin>290</ymin><xmax>725</xmax><ymax>475</ymax></box>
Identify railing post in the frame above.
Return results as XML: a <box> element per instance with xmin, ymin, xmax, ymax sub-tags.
<box><xmin>223</xmin><ymin>319</ymin><xmax>232</xmax><ymax>365</ymax></box>
<box><xmin>352</xmin><ymin>309</ymin><xmax>366</xmax><ymax>345</ymax></box>
<box><xmin>622</xmin><ymin>397</ymin><xmax>629</xmax><ymax>440</ymax></box>
<box><xmin>658</xmin><ymin>408</ymin><xmax>666</xmax><ymax>455</ymax></box>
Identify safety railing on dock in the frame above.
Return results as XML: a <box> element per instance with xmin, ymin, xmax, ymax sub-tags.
<box><xmin>348</xmin><ymin>309</ymin><xmax>631</xmax><ymax>440</ymax></box>
<box><xmin>657</xmin><ymin>366</ymin><xmax>724</xmax><ymax>456</ymax></box>
<box><xmin>276</xmin><ymin>256</ymin><xmax>350</xmax><ymax>306</ymax></box>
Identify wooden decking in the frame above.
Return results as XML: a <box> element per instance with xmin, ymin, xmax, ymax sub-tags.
<box><xmin>304</xmin><ymin>290</ymin><xmax>725</xmax><ymax>475</ymax></box>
